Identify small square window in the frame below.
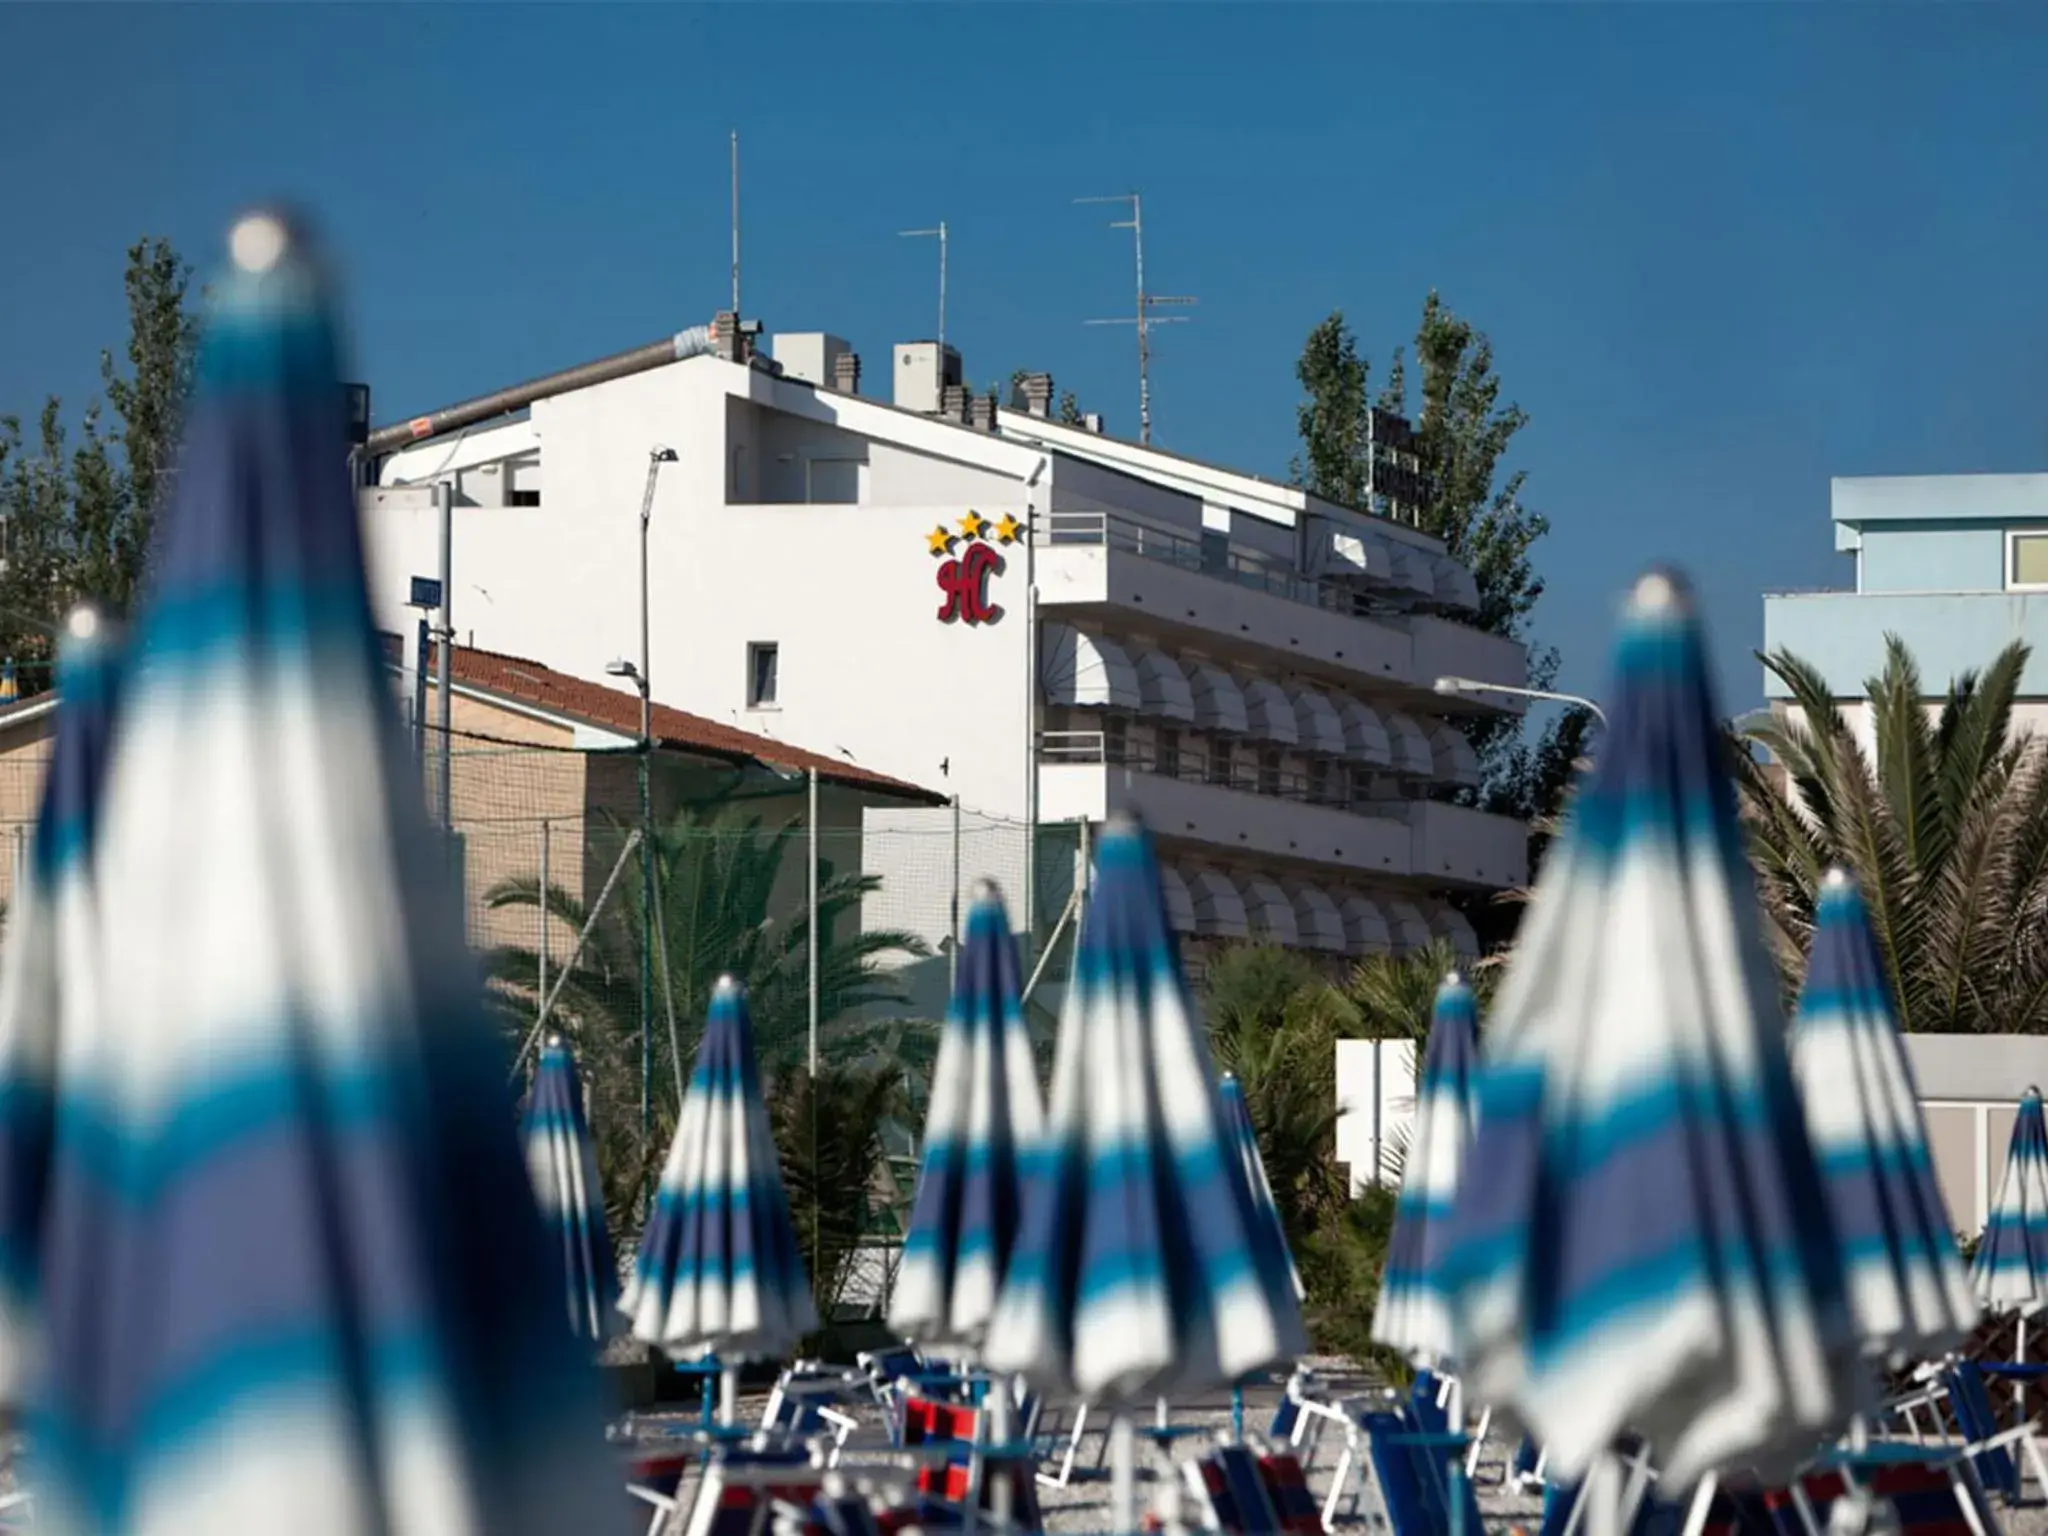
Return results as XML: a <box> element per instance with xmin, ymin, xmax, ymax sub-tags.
<box><xmin>746</xmin><ymin>642</ymin><xmax>779</xmax><ymax>708</ymax></box>
<box><xmin>2012</xmin><ymin>533</ymin><xmax>2048</xmax><ymax>591</ymax></box>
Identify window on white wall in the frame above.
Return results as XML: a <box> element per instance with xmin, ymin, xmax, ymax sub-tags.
<box><xmin>2009</xmin><ymin>531</ymin><xmax>2048</xmax><ymax>590</ymax></box>
<box><xmin>746</xmin><ymin>642</ymin><xmax>779</xmax><ymax>708</ymax></box>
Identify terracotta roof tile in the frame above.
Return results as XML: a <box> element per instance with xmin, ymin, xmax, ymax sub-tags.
<box><xmin>398</xmin><ymin>638</ymin><xmax>940</xmax><ymax>802</ymax></box>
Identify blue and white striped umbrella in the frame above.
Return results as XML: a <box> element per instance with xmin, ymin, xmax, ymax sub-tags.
<box><xmin>1218</xmin><ymin>1073</ymin><xmax>1304</xmax><ymax>1304</ymax></box>
<box><xmin>0</xmin><ymin>609</ymin><xmax>123</xmax><ymax>1405</ymax></box>
<box><xmin>524</xmin><ymin>1033</ymin><xmax>618</xmax><ymax>1343</ymax></box>
<box><xmin>1973</xmin><ymin>1089</ymin><xmax>2048</xmax><ymax>1315</ymax></box>
<box><xmin>624</xmin><ymin>974</ymin><xmax>818</xmax><ymax>1359</ymax></box>
<box><xmin>0</xmin><ymin>211</ymin><xmax>612</xmax><ymax>1535</ymax></box>
<box><xmin>982</xmin><ymin>815</ymin><xmax>1306</xmax><ymax>1403</ymax></box>
<box><xmin>889</xmin><ymin>881</ymin><xmax>1045</xmax><ymax>1352</ymax></box>
<box><xmin>1373</xmin><ymin>972</ymin><xmax>1480</xmax><ymax>1367</ymax></box>
<box><xmin>1442</xmin><ymin>570</ymin><xmax>1864</xmax><ymax>1489</ymax></box>
<box><xmin>1792</xmin><ymin>868</ymin><xmax>1976</xmax><ymax>1360</ymax></box>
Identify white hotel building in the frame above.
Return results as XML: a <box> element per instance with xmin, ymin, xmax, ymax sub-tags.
<box><xmin>357</xmin><ymin>318</ymin><xmax>1529</xmax><ymax>967</ymax></box>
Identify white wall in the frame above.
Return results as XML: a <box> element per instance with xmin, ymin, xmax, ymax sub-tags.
<box><xmin>1334</xmin><ymin>1038</ymin><xmax>1416</xmax><ymax>1195</ymax></box>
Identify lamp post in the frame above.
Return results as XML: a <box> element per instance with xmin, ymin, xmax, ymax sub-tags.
<box><xmin>1432</xmin><ymin>675</ymin><xmax>1608</xmax><ymax>726</ymax></box>
<box><xmin>617</xmin><ymin>445</ymin><xmax>677</xmax><ymax>1145</ymax></box>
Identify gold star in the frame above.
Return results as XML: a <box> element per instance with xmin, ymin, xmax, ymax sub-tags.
<box><xmin>926</xmin><ymin>525</ymin><xmax>954</xmax><ymax>556</ymax></box>
<box><xmin>958</xmin><ymin>510</ymin><xmax>988</xmax><ymax>541</ymax></box>
<box><xmin>993</xmin><ymin>513</ymin><xmax>1024</xmax><ymax>545</ymax></box>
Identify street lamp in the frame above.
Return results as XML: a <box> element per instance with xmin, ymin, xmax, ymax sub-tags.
<box><xmin>1433</xmin><ymin>675</ymin><xmax>1608</xmax><ymax>726</ymax></box>
<box><xmin>627</xmin><ymin>445</ymin><xmax>677</xmax><ymax>1144</ymax></box>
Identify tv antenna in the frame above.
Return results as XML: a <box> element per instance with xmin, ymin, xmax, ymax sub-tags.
<box><xmin>1077</xmin><ymin>191</ymin><xmax>1195</xmax><ymax>445</ymax></box>
<box><xmin>899</xmin><ymin>220</ymin><xmax>949</xmax><ymax>351</ymax></box>
<box><xmin>729</xmin><ymin>131</ymin><xmax>742</xmax><ymax>314</ymax></box>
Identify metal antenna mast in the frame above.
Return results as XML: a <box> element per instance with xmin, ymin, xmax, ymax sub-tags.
<box><xmin>899</xmin><ymin>221</ymin><xmax>949</xmax><ymax>350</ymax></box>
<box><xmin>729</xmin><ymin>131</ymin><xmax>741</xmax><ymax>313</ymax></box>
<box><xmin>1077</xmin><ymin>192</ymin><xmax>1195</xmax><ymax>444</ymax></box>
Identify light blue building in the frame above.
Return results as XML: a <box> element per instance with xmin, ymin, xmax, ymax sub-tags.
<box><xmin>1764</xmin><ymin>474</ymin><xmax>2048</xmax><ymax>741</ymax></box>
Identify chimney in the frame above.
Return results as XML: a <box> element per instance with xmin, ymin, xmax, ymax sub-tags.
<box><xmin>1016</xmin><ymin>373</ymin><xmax>1054</xmax><ymax>419</ymax></box>
<box><xmin>712</xmin><ymin>311</ymin><xmax>741</xmax><ymax>361</ymax></box>
<box><xmin>1082</xmin><ymin>411</ymin><xmax>1106</xmax><ymax>435</ymax></box>
<box><xmin>967</xmin><ymin>391</ymin><xmax>998</xmax><ymax>432</ymax></box>
<box><xmin>832</xmin><ymin>351</ymin><xmax>862</xmax><ymax>395</ymax></box>
<box><xmin>940</xmin><ymin>383</ymin><xmax>972</xmax><ymax>423</ymax></box>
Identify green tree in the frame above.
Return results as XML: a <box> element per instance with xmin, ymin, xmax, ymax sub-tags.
<box><xmin>1736</xmin><ymin>636</ymin><xmax>2048</xmax><ymax>1031</ymax></box>
<box><xmin>771</xmin><ymin>1063</ymin><xmax>903</xmax><ymax>1323</ymax></box>
<box><xmin>1290</xmin><ymin>313</ymin><xmax>1373</xmax><ymax>507</ymax></box>
<box><xmin>483</xmin><ymin>795</ymin><xmax>930</xmax><ymax>1229</ymax></box>
<box><xmin>1327</xmin><ymin>937</ymin><xmax>1494</xmax><ymax>1046</ymax></box>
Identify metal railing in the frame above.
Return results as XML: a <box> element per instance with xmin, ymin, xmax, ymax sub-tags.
<box><xmin>1037</xmin><ymin>728</ymin><xmax>1413</xmax><ymax>816</ymax></box>
<box><xmin>1041</xmin><ymin>510</ymin><xmax>1406</xmax><ymax>621</ymax></box>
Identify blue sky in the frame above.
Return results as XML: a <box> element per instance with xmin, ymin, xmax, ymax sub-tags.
<box><xmin>2</xmin><ymin>4</ymin><xmax>2044</xmax><ymax>709</ymax></box>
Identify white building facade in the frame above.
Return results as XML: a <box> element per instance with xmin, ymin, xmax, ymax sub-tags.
<box><xmin>358</xmin><ymin>327</ymin><xmax>1529</xmax><ymax>966</ymax></box>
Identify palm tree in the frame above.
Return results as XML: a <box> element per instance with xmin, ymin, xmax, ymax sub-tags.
<box><xmin>484</xmin><ymin>796</ymin><xmax>930</xmax><ymax>1232</ymax></box>
<box><xmin>1736</xmin><ymin>636</ymin><xmax>2048</xmax><ymax>1032</ymax></box>
<box><xmin>1328</xmin><ymin>937</ymin><xmax>1494</xmax><ymax>1042</ymax></box>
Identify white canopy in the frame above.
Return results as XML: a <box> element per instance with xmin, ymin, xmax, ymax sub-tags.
<box><xmin>1338</xmin><ymin>894</ymin><xmax>1392</xmax><ymax>955</ymax></box>
<box><xmin>1157</xmin><ymin>863</ymin><xmax>1199</xmax><ymax>934</ymax></box>
<box><xmin>1383</xmin><ymin>711</ymin><xmax>1436</xmax><ymax>777</ymax></box>
<box><xmin>1291</xmin><ymin>688</ymin><xmax>1347</xmax><ymax>756</ymax></box>
<box><xmin>1430</xmin><ymin>904</ymin><xmax>1480</xmax><ymax>961</ymax></box>
<box><xmin>1385</xmin><ymin>899</ymin><xmax>1435</xmax><ymax>953</ymax></box>
<box><xmin>1432</xmin><ymin>556</ymin><xmax>1481</xmax><ymax>613</ymax></box>
<box><xmin>1184</xmin><ymin>660</ymin><xmax>1249</xmax><ymax>736</ymax></box>
<box><xmin>1287</xmin><ymin>884</ymin><xmax>1348</xmax><ymax>952</ymax></box>
<box><xmin>1039</xmin><ymin>623</ymin><xmax>1140</xmax><ymax>710</ymax></box>
<box><xmin>1306</xmin><ymin>519</ymin><xmax>1402</xmax><ymax>587</ymax></box>
<box><xmin>1185</xmin><ymin>867</ymin><xmax>1249</xmax><ymax>938</ymax></box>
<box><xmin>1132</xmin><ymin>648</ymin><xmax>1196</xmax><ymax>723</ymax></box>
<box><xmin>1332</xmin><ymin>694</ymin><xmax>1393</xmax><ymax>767</ymax></box>
<box><xmin>1240</xmin><ymin>875</ymin><xmax>1301</xmax><ymax>947</ymax></box>
<box><xmin>1429</xmin><ymin>720</ymin><xmax>1481</xmax><ymax>789</ymax></box>
<box><xmin>1240</xmin><ymin>677</ymin><xmax>1300</xmax><ymax>746</ymax></box>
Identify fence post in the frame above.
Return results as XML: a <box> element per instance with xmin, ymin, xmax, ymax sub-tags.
<box><xmin>537</xmin><ymin>817</ymin><xmax>550</xmax><ymax>1024</ymax></box>
<box><xmin>949</xmin><ymin>795</ymin><xmax>962</xmax><ymax>990</ymax></box>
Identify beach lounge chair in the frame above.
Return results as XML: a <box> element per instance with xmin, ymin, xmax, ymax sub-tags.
<box><xmin>1183</xmin><ymin>1442</ymin><xmax>1285</xmax><ymax>1535</ymax></box>
<box><xmin>676</xmin><ymin>1447</ymin><xmax>830</xmax><ymax>1536</ymax></box>
<box><xmin>1318</xmin><ymin>1399</ymin><xmax>1485</xmax><ymax>1536</ymax></box>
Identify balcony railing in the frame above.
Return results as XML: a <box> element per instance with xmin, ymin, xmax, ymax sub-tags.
<box><xmin>1042</xmin><ymin>510</ymin><xmax>1399</xmax><ymax>621</ymax></box>
<box><xmin>1038</xmin><ymin>728</ymin><xmax>1402</xmax><ymax>816</ymax></box>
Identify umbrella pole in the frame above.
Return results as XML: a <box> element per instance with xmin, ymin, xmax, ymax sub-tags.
<box><xmin>1446</xmin><ymin>1376</ymin><xmax>1469</xmax><ymax>1536</ymax></box>
<box><xmin>2020</xmin><ymin>1314</ymin><xmax>2030</xmax><ymax>1418</ymax></box>
<box><xmin>1111</xmin><ymin>1412</ymin><xmax>1138</xmax><ymax>1536</ymax></box>
<box><xmin>719</xmin><ymin>1364</ymin><xmax>739</xmax><ymax>1427</ymax></box>
<box><xmin>1232</xmin><ymin>1381</ymin><xmax>1244</xmax><ymax>1440</ymax></box>
<box><xmin>988</xmin><ymin>1379</ymin><xmax>1015</xmax><ymax>1532</ymax></box>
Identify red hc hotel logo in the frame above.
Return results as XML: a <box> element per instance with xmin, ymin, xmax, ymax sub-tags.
<box><xmin>926</xmin><ymin>510</ymin><xmax>1022</xmax><ymax>626</ymax></box>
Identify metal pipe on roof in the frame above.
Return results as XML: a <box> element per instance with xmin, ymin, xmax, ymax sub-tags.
<box><xmin>363</xmin><ymin>323</ymin><xmax>719</xmax><ymax>457</ymax></box>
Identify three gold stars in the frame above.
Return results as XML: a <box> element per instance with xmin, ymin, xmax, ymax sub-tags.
<box><xmin>926</xmin><ymin>509</ymin><xmax>1024</xmax><ymax>554</ymax></box>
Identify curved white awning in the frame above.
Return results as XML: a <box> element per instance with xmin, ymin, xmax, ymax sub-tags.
<box><xmin>1332</xmin><ymin>695</ymin><xmax>1393</xmax><ymax>767</ymax></box>
<box><xmin>1308</xmin><ymin>520</ymin><xmax>1401</xmax><ymax>586</ymax></box>
<box><xmin>1039</xmin><ymin>623</ymin><xmax>1141</xmax><ymax>710</ymax></box>
<box><xmin>1292</xmin><ymin>688</ymin><xmax>1347</xmax><ymax>756</ymax></box>
<box><xmin>1338</xmin><ymin>894</ymin><xmax>1392</xmax><ymax>955</ymax></box>
<box><xmin>1133</xmin><ymin>648</ymin><xmax>1196</xmax><ymax>723</ymax></box>
<box><xmin>1185</xmin><ymin>867</ymin><xmax>1249</xmax><ymax>938</ymax></box>
<box><xmin>1288</xmin><ymin>884</ymin><xmax>1347</xmax><ymax>952</ymax></box>
<box><xmin>1385</xmin><ymin>899</ymin><xmax>1435</xmax><ymax>953</ymax></box>
<box><xmin>1432</xmin><ymin>555</ymin><xmax>1480</xmax><ymax>612</ymax></box>
<box><xmin>1157</xmin><ymin>863</ymin><xmax>1198</xmax><ymax>935</ymax></box>
<box><xmin>1430</xmin><ymin>904</ymin><xmax>1480</xmax><ymax>961</ymax></box>
<box><xmin>1240</xmin><ymin>875</ymin><xmax>1301</xmax><ymax>947</ymax></box>
<box><xmin>1184</xmin><ymin>660</ymin><xmax>1249</xmax><ymax>735</ymax></box>
<box><xmin>1429</xmin><ymin>720</ymin><xmax>1481</xmax><ymax>788</ymax></box>
<box><xmin>1240</xmin><ymin>677</ymin><xmax>1300</xmax><ymax>746</ymax></box>
<box><xmin>1383</xmin><ymin>711</ymin><xmax>1435</xmax><ymax>777</ymax></box>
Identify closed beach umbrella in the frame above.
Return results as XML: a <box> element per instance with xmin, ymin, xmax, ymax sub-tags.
<box><xmin>983</xmin><ymin>815</ymin><xmax>1305</xmax><ymax>1530</ymax></box>
<box><xmin>524</xmin><ymin>1033</ymin><xmax>618</xmax><ymax>1343</ymax></box>
<box><xmin>624</xmin><ymin>974</ymin><xmax>817</xmax><ymax>1374</ymax></box>
<box><xmin>0</xmin><ymin>609</ymin><xmax>122</xmax><ymax>1402</ymax></box>
<box><xmin>890</xmin><ymin>880</ymin><xmax>1045</xmax><ymax>1352</ymax></box>
<box><xmin>1974</xmin><ymin>1089</ymin><xmax>2048</xmax><ymax>1318</ymax></box>
<box><xmin>1373</xmin><ymin>972</ymin><xmax>1480</xmax><ymax>1367</ymax></box>
<box><xmin>1443</xmin><ymin>570</ymin><xmax>1863</xmax><ymax>1490</ymax></box>
<box><xmin>0</xmin><ymin>210</ymin><xmax>612</xmax><ymax>1535</ymax></box>
<box><xmin>1218</xmin><ymin>1073</ymin><xmax>1304</xmax><ymax>1305</ymax></box>
<box><xmin>1792</xmin><ymin>868</ymin><xmax>1975</xmax><ymax>1361</ymax></box>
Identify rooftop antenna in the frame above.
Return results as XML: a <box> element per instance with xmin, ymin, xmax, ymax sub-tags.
<box><xmin>1077</xmin><ymin>191</ymin><xmax>1195</xmax><ymax>445</ymax></box>
<box><xmin>899</xmin><ymin>220</ymin><xmax>949</xmax><ymax>351</ymax></box>
<box><xmin>729</xmin><ymin>130</ymin><xmax>741</xmax><ymax>314</ymax></box>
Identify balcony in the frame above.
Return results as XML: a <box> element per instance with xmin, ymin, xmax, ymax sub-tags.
<box><xmin>1763</xmin><ymin>588</ymin><xmax>2048</xmax><ymax>700</ymax></box>
<box><xmin>1034</xmin><ymin>511</ymin><xmax>1522</xmax><ymax>706</ymax></box>
<box><xmin>1035</xmin><ymin>729</ymin><xmax>1523</xmax><ymax>887</ymax></box>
